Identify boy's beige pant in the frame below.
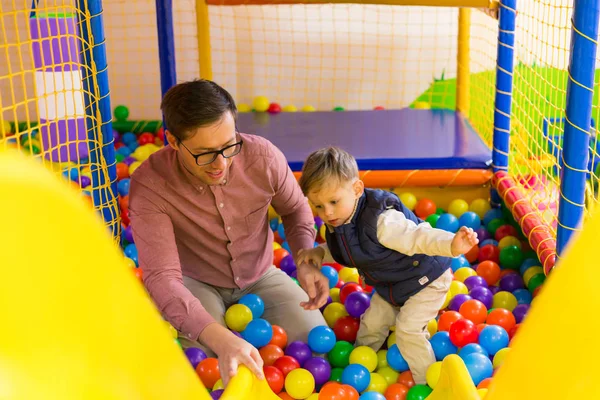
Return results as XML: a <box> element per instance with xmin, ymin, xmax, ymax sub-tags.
<box><xmin>355</xmin><ymin>269</ymin><xmax>453</xmax><ymax>384</ymax></box>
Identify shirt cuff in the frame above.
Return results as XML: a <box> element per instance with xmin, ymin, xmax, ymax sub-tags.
<box><xmin>179</xmin><ymin>302</ymin><xmax>216</xmax><ymax>342</ymax></box>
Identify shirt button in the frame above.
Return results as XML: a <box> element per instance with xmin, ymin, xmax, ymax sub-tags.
<box><xmin>219</xmin><ymin>203</ymin><xmax>224</xmax><ymax>208</ymax></box>
<box><xmin>227</xmin><ymin>226</ymin><xmax>231</xmax><ymax>231</ymax></box>
<box><xmin>235</xmin><ymin>277</ymin><xmax>240</xmax><ymax>282</ymax></box>
<box><xmin>413</xmin><ymin>261</ymin><xmax>420</xmax><ymax>267</ymax></box>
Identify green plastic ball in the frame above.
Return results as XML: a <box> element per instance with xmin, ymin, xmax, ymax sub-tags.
<box><xmin>327</xmin><ymin>341</ymin><xmax>354</xmax><ymax>368</ymax></box>
<box><xmin>426</xmin><ymin>213</ymin><xmax>441</xmax><ymax>228</ymax></box>
<box><xmin>407</xmin><ymin>384</ymin><xmax>433</xmax><ymax>400</ymax></box>
<box><xmin>333</xmin><ymin>106</ymin><xmax>345</xmax><ymax>112</ymax></box>
<box><xmin>499</xmin><ymin>245</ymin><xmax>524</xmax><ymax>270</ymax></box>
<box><xmin>528</xmin><ymin>273</ymin><xmax>546</xmax><ymax>292</ymax></box>
<box><xmin>330</xmin><ymin>367</ymin><xmax>344</xmax><ymax>383</ymax></box>
<box><xmin>114</xmin><ymin>105</ymin><xmax>130</xmax><ymax>121</ymax></box>
<box><xmin>487</xmin><ymin>218</ymin><xmax>506</xmax><ymax>236</ymax></box>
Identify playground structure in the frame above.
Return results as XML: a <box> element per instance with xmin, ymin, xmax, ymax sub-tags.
<box><xmin>2</xmin><ymin>0</ymin><xmax>600</xmax><ymax>398</ymax></box>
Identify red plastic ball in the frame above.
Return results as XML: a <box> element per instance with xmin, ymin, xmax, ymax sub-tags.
<box><xmin>273</xmin><ymin>355</ymin><xmax>300</xmax><ymax>378</ymax></box>
<box><xmin>268</xmin><ymin>103</ymin><xmax>282</xmax><ymax>114</ymax></box>
<box><xmin>339</xmin><ymin>282</ymin><xmax>363</xmax><ymax>304</ymax></box>
<box><xmin>449</xmin><ymin>318</ymin><xmax>479</xmax><ymax>347</ymax></box>
<box><xmin>333</xmin><ymin>315</ymin><xmax>360</xmax><ymax>343</ymax></box>
<box><xmin>478</xmin><ymin>244</ymin><xmax>500</xmax><ymax>264</ymax></box>
<box><xmin>494</xmin><ymin>224</ymin><xmax>519</xmax><ymax>241</ymax></box>
<box><xmin>264</xmin><ymin>365</ymin><xmax>284</xmax><ymax>394</ymax></box>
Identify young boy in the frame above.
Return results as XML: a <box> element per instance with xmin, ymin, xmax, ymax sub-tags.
<box><xmin>297</xmin><ymin>146</ymin><xmax>478</xmax><ymax>384</ymax></box>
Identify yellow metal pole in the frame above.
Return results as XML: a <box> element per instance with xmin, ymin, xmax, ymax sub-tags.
<box><xmin>456</xmin><ymin>7</ymin><xmax>471</xmax><ymax>117</ymax></box>
<box><xmin>196</xmin><ymin>0</ymin><xmax>213</xmax><ymax>80</ymax></box>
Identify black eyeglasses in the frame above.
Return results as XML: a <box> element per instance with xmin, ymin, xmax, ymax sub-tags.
<box><xmin>178</xmin><ymin>134</ymin><xmax>244</xmax><ymax>166</ymax></box>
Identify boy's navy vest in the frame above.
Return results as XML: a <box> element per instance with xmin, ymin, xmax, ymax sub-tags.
<box><xmin>325</xmin><ymin>189</ymin><xmax>451</xmax><ymax>307</ymax></box>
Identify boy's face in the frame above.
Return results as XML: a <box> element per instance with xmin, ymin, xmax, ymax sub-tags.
<box><xmin>166</xmin><ymin>111</ymin><xmax>238</xmax><ymax>186</ymax></box>
<box><xmin>308</xmin><ymin>179</ymin><xmax>364</xmax><ymax>227</ymax></box>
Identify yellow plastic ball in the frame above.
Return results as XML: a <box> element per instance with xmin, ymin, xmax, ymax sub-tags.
<box><xmin>426</xmin><ymin>361</ymin><xmax>443</xmax><ymax>389</ymax></box>
<box><xmin>252</xmin><ymin>96</ymin><xmax>270</xmax><ymax>112</ymax></box>
<box><xmin>129</xmin><ymin>161</ymin><xmax>142</xmax><ymax>175</ymax></box>
<box><xmin>124</xmin><ymin>257</ymin><xmax>136</xmax><ymax>268</ymax></box>
<box><xmin>301</xmin><ymin>105</ymin><xmax>316</xmax><ymax>112</ymax></box>
<box><xmin>237</xmin><ymin>103</ymin><xmax>251</xmax><ymax>113</ymax></box>
<box><xmin>377</xmin><ymin>366</ymin><xmax>399</xmax><ymax>386</ymax></box>
<box><xmin>427</xmin><ymin>319</ymin><xmax>438</xmax><ymax>337</ymax></box>
<box><xmin>492</xmin><ymin>347</ymin><xmax>510</xmax><ymax>369</ymax></box>
<box><xmin>470</xmin><ymin>198</ymin><xmax>491</xmax><ymax>219</ymax></box>
<box><xmin>273</xmin><ymin>242</ymin><xmax>281</xmax><ymax>250</ymax></box>
<box><xmin>366</xmin><ymin>372</ymin><xmax>388</xmax><ymax>394</ymax></box>
<box><xmin>268</xmin><ymin>205</ymin><xmax>278</xmax><ymax>221</ymax></box>
<box><xmin>212</xmin><ymin>379</ymin><xmax>224</xmax><ymax>391</ymax></box>
<box><xmin>478</xmin><ymin>388</ymin><xmax>489</xmax><ymax>399</ymax></box>
<box><xmin>165</xmin><ymin>321</ymin><xmax>178</xmax><ymax>339</ymax></box>
<box><xmin>319</xmin><ymin>224</ymin><xmax>327</xmax><ymax>241</ymax></box>
<box><xmin>377</xmin><ymin>349</ymin><xmax>388</xmax><ymax>370</ymax></box>
<box><xmin>0</xmin><ymin>120</ymin><xmax>12</xmax><ymax>138</ymax></box>
<box><xmin>454</xmin><ymin>267</ymin><xmax>478</xmax><ymax>283</ymax></box>
<box><xmin>339</xmin><ymin>267</ymin><xmax>359</xmax><ymax>283</ymax></box>
<box><xmin>386</xmin><ymin>332</ymin><xmax>396</xmax><ymax>348</ymax></box>
<box><xmin>323</xmin><ymin>302</ymin><xmax>348</xmax><ymax>328</ymax></box>
<box><xmin>498</xmin><ymin>236</ymin><xmax>521</xmax><ymax>250</ymax></box>
<box><xmin>283</xmin><ymin>105</ymin><xmax>298</xmax><ymax>112</ymax></box>
<box><xmin>448</xmin><ymin>199</ymin><xmax>469</xmax><ymax>218</ymax></box>
<box><xmin>441</xmin><ymin>291</ymin><xmax>452</xmax><ymax>310</ymax></box>
<box><xmin>306</xmin><ymin>394</ymin><xmax>319</xmax><ymax>400</ymax></box>
<box><xmin>399</xmin><ymin>192</ymin><xmax>417</xmax><ymax>210</ymax></box>
<box><xmin>523</xmin><ymin>266</ymin><xmax>544</xmax><ymax>286</ymax></box>
<box><xmin>329</xmin><ymin>288</ymin><xmax>340</xmax><ymax>303</ymax></box>
<box><xmin>449</xmin><ymin>279</ymin><xmax>469</xmax><ymax>297</ymax></box>
<box><xmin>413</xmin><ymin>101</ymin><xmax>431</xmax><ymax>109</ymax></box>
<box><xmin>284</xmin><ymin>368</ymin><xmax>315</xmax><ymax>399</ymax></box>
<box><xmin>349</xmin><ymin>346</ymin><xmax>378</xmax><ymax>372</ymax></box>
<box><xmin>492</xmin><ymin>291</ymin><xmax>518</xmax><ymax>311</ymax></box>
<box><xmin>224</xmin><ymin>303</ymin><xmax>253</xmax><ymax>332</ymax></box>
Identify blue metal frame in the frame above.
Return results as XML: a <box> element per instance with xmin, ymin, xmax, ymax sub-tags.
<box><xmin>155</xmin><ymin>0</ymin><xmax>177</xmax><ymax>144</ymax></box>
<box><xmin>557</xmin><ymin>0</ymin><xmax>600</xmax><ymax>255</ymax></box>
<box><xmin>491</xmin><ymin>0</ymin><xmax>517</xmax><ymax>206</ymax></box>
<box><xmin>77</xmin><ymin>0</ymin><xmax>119</xmax><ymax>238</ymax></box>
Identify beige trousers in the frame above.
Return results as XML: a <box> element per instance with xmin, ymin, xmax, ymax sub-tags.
<box><xmin>178</xmin><ymin>266</ymin><xmax>327</xmax><ymax>357</ymax></box>
<box><xmin>355</xmin><ymin>269</ymin><xmax>453</xmax><ymax>384</ymax></box>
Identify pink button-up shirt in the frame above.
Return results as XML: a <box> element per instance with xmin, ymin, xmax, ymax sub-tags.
<box><xmin>129</xmin><ymin>133</ymin><xmax>315</xmax><ymax>340</ymax></box>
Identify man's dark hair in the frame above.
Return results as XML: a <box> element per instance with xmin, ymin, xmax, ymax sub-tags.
<box><xmin>160</xmin><ymin>79</ymin><xmax>237</xmax><ymax>141</ymax></box>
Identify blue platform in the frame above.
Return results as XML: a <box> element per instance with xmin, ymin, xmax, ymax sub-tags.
<box><xmin>236</xmin><ymin>108</ymin><xmax>492</xmax><ymax>172</ymax></box>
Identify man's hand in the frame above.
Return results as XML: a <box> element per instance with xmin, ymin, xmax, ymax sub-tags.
<box><xmin>296</xmin><ymin>260</ymin><xmax>330</xmax><ymax>311</ymax></box>
<box><xmin>200</xmin><ymin>323</ymin><xmax>264</xmax><ymax>387</ymax></box>
<box><xmin>451</xmin><ymin>226</ymin><xmax>479</xmax><ymax>256</ymax></box>
<box><xmin>296</xmin><ymin>247</ymin><xmax>325</xmax><ymax>269</ymax></box>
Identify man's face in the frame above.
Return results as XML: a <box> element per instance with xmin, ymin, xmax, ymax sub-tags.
<box><xmin>167</xmin><ymin>111</ymin><xmax>239</xmax><ymax>185</ymax></box>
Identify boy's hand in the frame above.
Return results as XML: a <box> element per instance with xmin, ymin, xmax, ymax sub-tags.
<box><xmin>451</xmin><ymin>226</ymin><xmax>479</xmax><ymax>256</ymax></box>
<box><xmin>297</xmin><ymin>247</ymin><xmax>325</xmax><ymax>268</ymax></box>
<box><xmin>296</xmin><ymin>247</ymin><xmax>329</xmax><ymax>310</ymax></box>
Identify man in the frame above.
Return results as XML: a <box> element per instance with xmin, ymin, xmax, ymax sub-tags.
<box><xmin>129</xmin><ymin>79</ymin><xmax>329</xmax><ymax>386</ymax></box>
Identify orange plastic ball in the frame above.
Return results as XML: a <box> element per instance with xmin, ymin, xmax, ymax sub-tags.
<box><xmin>476</xmin><ymin>261</ymin><xmax>501</xmax><ymax>286</ymax></box>
<box><xmin>437</xmin><ymin>311</ymin><xmax>462</xmax><ymax>332</ymax></box>
<box><xmin>116</xmin><ymin>162</ymin><xmax>130</xmax><ymax>180</ymax></box>
<box><xmin>269</xmin><ymin>325</ymin><xmax>288</xmax><ymax>349</ymax></box>
<box><xmin>341</xmin><ymin>384</ymin><xmax>359</xmax><ymax>400</ymax></box>
<box><xmin>486</xmin><ymin>308</ymin><xmax>516</xmax><ymax>333</ymax></box>
<box><xmin>415</xmin><ymin>198</ymin><xmax>437</xmax><ymax>219</ymax></box>
<box><xmin>384</xmin><ymin>383</ymin><xmax>409</xmax><ymax>400</ymax></box>
<box><xmin>397</xmin><ymin>371</ymin><xmax>415</xmax><ymax>388</ymax></box>
<box><xmin>260</xmin><ymin>344</ymin><xmax>285</xmax><ymax>366</ymax></box>
<box><xmin>459</xmin><ymin>299</ymin><xmax>488</xmax><ymax>324</ymax></box>
<box><xmin>273</xmin><ymin>248</ymin><xmax>290</xmax><ymax>268</ymax></box>
<box><xmin>195</xmin><ymin>357</ymin><xmax>220</xmax><ymax>389</ymax></box>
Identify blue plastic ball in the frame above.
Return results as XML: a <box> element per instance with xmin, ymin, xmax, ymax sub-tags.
<box><xmin>386</xmin><ymin>344</ymin><xmax>409</xmax><ymax>372</ymax></box>
<box><xmin>320</xmin><ymin>265</ymin><xmax>339</xmax><ymax>289</ymax></box>
<box><xmin>238</xmin><ymin>294</ymin><xmax>265</xmax><ymax>319</ymax></box>
<box><xmin>451</xmin><ymin>255</ymin><xmax>471</xmax><ymax>272</ymax></box>
<box><xmin>463</xmin><ymin>353</ymin><xmax>493</xmax><ymax>386</ymax></box>
<box><xmin>341</xmin><ymin>364</ymin><xmax>371</xmax><ymax>393</ymax></box>
<box><xmin>436</xmin><ymin>213</ymin><xmax>459</xmax><ymax>233</ymax></box>
<box><xmin>307</xmin><ymin>325</ymin><xmax>337</xmax><ymax>354</ymax></box>
<box><xmin>241</xmin><ymin>318</ymin><xmax>273</xmax><ymax>348</ymax></box>
<box><xmin>430</xmin><ymin>331</ymin><xmax>458</xmax><ymax>361</ymax></box>
<box><xmin>458</xmin><ymin>211</ymin><xmax>481</xmax><ymax>230</ymax></box>
<box><xmin>478</xmin><ymin>325</ymin><xmax>509</xmax><ymax>356</ymax></box>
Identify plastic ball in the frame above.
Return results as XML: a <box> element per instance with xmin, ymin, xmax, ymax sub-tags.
<box><xmin>114</xmin><ymin>105</ymin><xmax>129</xmax><ymax>121</ymax></box>
<box><xmin>268</xmin><ymin>103</ymin><xmax>282</xmax><ymax>114</ymax></box>
<box><xmin>468</xmin><ymin>287</ymin><xmax>494</xmax><ymax>309</ymax></box>
<box><xmin>499</xmin><ymin>273</ymin><xmax>525</xmax><ymax>292</ymax></box>
<box><xmin>241</xmin><ymin>318</ymin><xmax>273</xmax><ymax>348</ymax></box>
<box><xmin>341</xmin><ymin>363</ymin><xmax>370</xmax><ymax>392</ymax></box>
<box><xmin>462</xmin><ymin>353</ymin><xmax>493</xmax><ymax>386</ymax></box>
<box><xmin>427</xmin><ymin>319</ymin><xmax>438</xmax><ymax>337</ymax></box>
<box><xmin>406</xmin><ymin>384</ymin><xmax>432</xmax><ymax>400</ymax></box>
<box><xmin>384</xmin><ymin>383</ymin><xmax>409</xmax><ymax>400</ymax></box>
<box><xmin>512</xmin><ymin>288</ymin><xmax>532</xmax><ymax>305</ymax></box>
<box><xmin>454</xmin><ymin>267</ymin><xmax>478</xmax><ymax>283</ymax></box>
<box><xmin>321</xmin><ymin>265</ymin><xmax>340</xmax><ymax>289</ymax></box>
<box><xmin>328</xmin><ymin>341</ymin><xmax>354</xmax><ymax>368</ymax></box>
<box><xmin>499</xmin><ymin>245</ymin><xmax>524</xmax><ymax>270</ymax></box>
<box><xmin>449</xmin><ymin>318</ymin><xmax>479</xmax><ymax>347</ymax></box>
<box><xmin>333</xmin><ymin>106</ymin><xmax>345</xmax><ymax>112</ymax></box>
<box><xmin>269</xmin><ymin>325</ymin><xmax>288</xmax><ymax>348</ymax></box>
<box><xmin>415</xmin><ymin>198</ymin><xmax>437</xmax><ymax>219</ymax></box>
<box><xmin>307</xmin><ymin>325</ymin><xmax>336</xmax><ymax>354</ymax></box>
<box><xmin>225</xmin><ymin>303</ymin><xmax>253</xmax><ymax>332</ymax></box>
<box><xmin>451</xmin><ymin>255</ymin><xmax>470</xmax><ymax>272</ymax></box>
<box><xmin>492</xmin><ymin>291</ymin><xmax>518</xmax><ymax>311</ymax></box>
<box><xmin>323</xmin><ymin>302</ymin><xmax>349</xmax><ymax>328</ymax></box>
<box><xmin>344</xmin><ymin>291</ymin><xmax>371</xmax><ymax>318</ymax></box>
<box><xmin>364</xmin><ymin>373</ymin><xmax>388</xmax><ymax>394</ymax></box>
<box><xmin>458</xmin><ymin>211</ymin><xmax>481</xmax><ymax>230</ymax></box>
<box><xmin>273</xmin><ymin>355</ymin><xmax>300</xmax><ymax>378</ymax></box>
<box><xmin>196</xmin><ymin>358</ymin><xmax>220</xmax><ymax>389</ymax></box>
<box><xmin>498</xmin><ymin>235</ymin><xmax>521</xmax><ymax>250</ymax></box>
<box><xmin>478</xmin><ymin>325</ymin><xmax>509</xmax><ymax>356</ymax></box>
<box><xmin>476</xmin><ymin>261</ymin><xmax>501</xmax><ymax>285</ymax></box>
<box><xmin>237</xmin><ymin>103</ymin><xmax>251</xmax><ymax>112</ymax></box>
<box><xmin>260</xmin><ymin>344</ymin><xmax>285</xmax><ymax>366</ymax></box>
<box><xmin>264</xmin><ymin>365</ymin><xmax>284</xmax><ymax>393</ymax></box>
<box><xmin>412</xmin><ymin>101</ymin><xmax>431</xmax><ymax>109</ymax></box>
<box><xmin>333</xmin><ymin>315</ymin><xmax>360</xmax><ymax>343</ymax></box>
<box><xmin>386</xmin><ymin>344</ymin><xmax>409</xmax><ymax>372</ymax></box>
<box><xmin>426</xmin><ymin>213</ymin><xmax>440</xmax><ymax>228</ymax></box>
<box><xmin>284</xmin><ymin>368</ymin><xmax>315</xmax><ymax>399</ymax></box>
<box><xmin>448</xmin><ymin>293</ymin><xmax>472</xmax><ymax>312</ymax></box>
<box><xmin>238</xmin><ymin>294</ymin><xmax>265</xmax><ymax>319</ymax></box>
<box><xmin>448</xmin><ymin>199</ymin><xmax>469</xmax><ymax>218</ymax></box>
<box><xmin>279</xmin><ymin>255</ymin><xmax>296</xmax><ymax>276</ymax></box>
<box><xmin>426</xmin><ymin>361</ymin><xmax>442</xmax><ymax>389</ymax></box>
<box><xmin>303</xmin><ymin>357</ymin><xmax>331</xmax><ymax>386</ymax></box>
<box><xmin>436</xmin><ymin>213</ymin><xmax>460</xmax><ymax>233</ymax></box>
<box><xmin>459</xmin><ymin>299</ymin><xmax>488</xmax><ymax>324</ymax></box>
<box><xmin>285</xmin><ymin>341</ymin><xmax>312</xmax><ymax>366</ymax></box>
<box><xmin>492</xmin><ymin>347</ymin><xmax>510</xmax><ymax>369</ymax></box>
<box><xmin>469</xmin><ymin>199</ymin><xmax>491</xmax><ymax>219</ymax></box>
<box><xmin>459</xmin><ymin>343</ymin><xmax>489</xmax><ymax>359</ymax></box>
<box><xmin>339</xmin><ymin>268</ymin><xmax>360</xmax><ymax>284</ymax></box>
<box><xmin>252</xmin><ymin>96</ymin><xmax>270</xmax><ymax>112</ymax></box>
<box><xmin>301</xmin><ymin>105</ymin><xmax>316</xmax><ymax>112</ymax></box>
<box><xmin>185</xmin><ymin>347</ymin><xmax>207</xmax><ymax>368</ymax></box>
<box><xmin>430</xmin><ymin>331</ymin><xmax>458</xmax><ymax>361</ymax></box>
<box><xmin>464</xmin><ymin>276</ymin><xmax>488</xmax><ymax>290</ymax></box>
<box><xmin>487</xmin><ymin>218</ymin><xmax>506</xmax><ymax>236</ymax></box>
<box><xmin>282</xmin><ymin>105</ymin><xmax>297</xmax><ymax>112</ymax></box>
<box><xmin>399</xmin><ymin>192</ymin><xmax>417</xmax><ymax>210</ymax></box>
<box><xmin>475</xmin><ymin>227</ymin><xmax>492</xmax><ymax>242</ymax></box>
<box><xmin>349</xmin><ymin>346</ymin><xmax>378</xmax><ymax>372</ymax></box>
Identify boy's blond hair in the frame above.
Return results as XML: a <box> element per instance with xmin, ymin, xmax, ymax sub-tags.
<box><xmin>299</xmin><ymin>146</ymin><xmax>359</xmax><ymax>195</ymax></box>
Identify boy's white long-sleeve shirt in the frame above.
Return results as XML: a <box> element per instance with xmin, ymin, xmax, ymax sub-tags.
<box><xmin>320</xmin><ymin>208</ymin><xmax>456</xmax><ymax>264</ymax></box>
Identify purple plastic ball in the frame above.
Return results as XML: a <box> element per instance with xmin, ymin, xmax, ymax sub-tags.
<box><xmin>464</xmin><ymin>275</ymin><xmax>488</xmax><ymax>291</ymax></box>
<box><xmin>499</xmin><ymin>273</ymin><xmax>525</xmax><ymax>292</ymax></box>
<box><xmin>448</xmin><ymin>293</ymin><xmax>472</xmax><ymax>312</ymax></box>
<box><xmin>488</xmin><ymin>286</ymin><xmax>500</xmax><ymax>295</ymax></box>
<box><xmin>303</xmin><ymin>356</ymin><xmax>332</xmax><ymax>386</ymax></box>
<box><xmin>344</xmin><ymin>291</ymin><xmax>371</xmax><ymax>318</ymax></box>
<box><xmin>184</xmin><ymin>347</ymin><xmax>207</xmax><ymax>368</ymax></box>
<box><xmin>284</xmin><ymin>341</ymin><xmax>312</xmax><ymax>366</ymax></box>
<box><xmin>314</xmin><ymin>216</ymin><xmax>324</xmax><ymax>229</ymax></box>
<box><xmin>469</xmin><ymin>286</ymin><xmax>494</xmax><ymax>309</ymax></box>
<box><xmin>210</xmin><ymin>389</ymin><xmax>224</xmax><ymax>399</ymax></box>
<box><xmin>513</xmin><ymin>304</ymin><xmax>530</xmax><ymax>323</ymax></box>
<box><xmin>124</xmin><ymin>225</ymin><xmax>134</xmax><ymax>243</ymax></box>
<box><xmin>475</xmin><ymin>227</ymin><xmax>492</xmax><ymax>242</ymax></box>
<box><xmin>290</xmin><ymin>269</ymin><xmax>298</xmax><ymax>279</ymax></box>
<box><xmin>320</xmin><ymin>296</ymin><xmax>333</xmax><ymax>313</ymax></box>
<box><xmin>112</xmin><ymin>129</ymin><xmax>120</xmax><ymax>142</ymax></box>
<box><xmin>232</xmin><ymin>330</ymin><xmax>243</xmax><ymax>338</ymax></box>
<box><xmin>123</xmin><ymin>156</ymin><xmax>137</xmax><ymax>166</ymax></box>
<box><xmin>79</xmin><ymin>175</ymin><xmax>91</xmax><ymax>188</ymax></box>
<box><xmin>279</xmin><ymin>255</ymin><xmax>296</xmax><ymax>276</ymax></box>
